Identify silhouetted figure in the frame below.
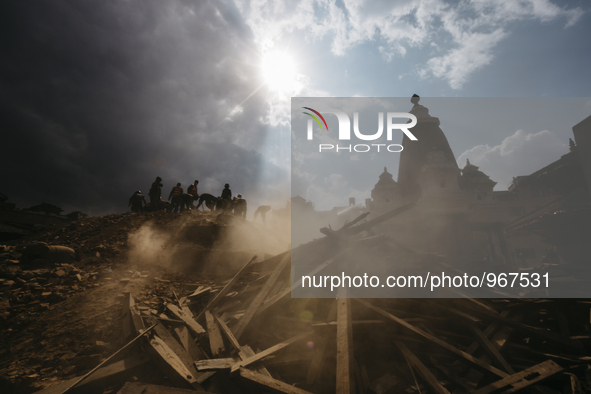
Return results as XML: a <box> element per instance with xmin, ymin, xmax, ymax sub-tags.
<box><xmin>254</xmin><ymin>205</ymin><xmax>271</xmax><ymax>223</ymax></box>
<box><xmin>196</xmin><ymin>193</ymin><xmax>220</xmax><ymax>211</ymax></box>
<box><xmin>185</xmin><ymin>180</ymin><xmax>199</xmax><ymax>210</ymax></box>
<box><xmin>221</xmin><ymin>184</ymin><xmax>232</xmax><ymax>199</ymax></box>
<box><xmin>168</xmin><ymin>182</ymin><xmax>184</xmax><ymax>212</ymax></box>
<box><xmin>149</xmin><ymin>176</ymin><xmax>163</xmax><ymax>210</ymax></box>
<box><xmin>232</xmin><ymin>194</ymin><xmax>247</xmax><ymax>219</ymax></box>
<box><xmin>128</xmin><ymin>191</ymin><xmax>146</xmax><ymax>213</ymax></box>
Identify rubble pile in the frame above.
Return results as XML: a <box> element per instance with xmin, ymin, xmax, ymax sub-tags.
<box><xmin>1</xmin><ymin>207</ymin><xmax>590</xmax><ymax>394</ymax></box>
<box><xmin>20</xmin><ymin>249</ymin><xmax>591</xmax><ymax>394</ymax></box>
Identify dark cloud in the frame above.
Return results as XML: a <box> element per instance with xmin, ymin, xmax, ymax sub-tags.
<box><xmin>0</xmin><ymin>0</ymin><xmax>286</xmax><ymax>215</ymax></box>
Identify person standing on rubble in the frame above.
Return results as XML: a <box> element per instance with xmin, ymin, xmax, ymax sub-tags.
<box><xmin>128</xmin><ymin>191</ymin><xmax>146</xmax><ymax>213</ymax></box>
<box><xmin>168</xmin><ymin>182</ymin><xmax>184</xmax><ymax>212</ymax></box>
<box><xmin>220</xmin><ymin>183</ymin><xmax>232</xmax><ymax>211</ymax></box>
<box><xmin>221</xmin><ymin>183</ymin><xmax>232</xmax><ymax>201</ymax></box>
<box><xmin>185</xmin><ymin>180</ymin><xmax>199</xmax><ymax>210</ymax></box>
<box><xmin>149</xmin><ymin>176</ymin><xmax>163</xmax><ymax>210</ymax></box>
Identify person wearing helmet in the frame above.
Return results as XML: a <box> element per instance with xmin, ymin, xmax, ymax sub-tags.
<box><xmin>149</xmin><ymin>176</ymin><xmax>163</xmax><ymax>210</ymax></box>
<box><xmin>128</xmin><ymin>190</ymin><xmax>146</xmax><ymax>213</ymax></box>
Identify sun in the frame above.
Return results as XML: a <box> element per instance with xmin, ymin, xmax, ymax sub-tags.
<box><xmin>261</xmin><ymin>51</ymin><xmax>298</xmax><ymax>94</ymax></box>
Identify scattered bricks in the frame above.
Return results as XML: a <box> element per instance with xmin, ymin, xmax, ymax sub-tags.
<box><xmin>75</xmin><ymin>274</ymin><xmax>82</xmax><ymax>281</ymax></box>
<box><xmin>41</xmin><ymin>292</ymin><xmax>52</xmax><ymax>297</ymax></box>
<box><xmin>54</xmin><ymin>270</ymin><xmax>66</xmax><ymax>278</ymax></box>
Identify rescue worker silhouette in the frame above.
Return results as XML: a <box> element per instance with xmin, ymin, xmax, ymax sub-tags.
<box><xmin>149</xmin><ymin>176</ymin><xmax>163</xmax><ymax>210</ymax></box>
<box><xmin>185</xmin><ymin>180</ymin><xmax>199</xmax><ymax>210</ymax></box>
<box><xmin>233</xmin><ymin>193</ymin><xmax>247</xmax><ymax>219</ymax></box>
<box><xmin>128</xmin><ymin>191</ymin><xmax>147</xmax><ymax>213</ymax></box>
<box><xmin>254</xmin><ymin>205</ymin><xmax>271</xmax><ymax>223</ymax></box>
<box><xmin>221</xmin><ymin>183</ymin><xmax>232</xmax><ymax>200</ymax></box>
<box><xmin>219</xmin><ymin>183</ymin><xmax>232</xmax><ymax>211</ymax></box>
<box><xmin>168</xmin><ymin>182</ymin><xmax>184</xmax><ymax>212</ymax></box>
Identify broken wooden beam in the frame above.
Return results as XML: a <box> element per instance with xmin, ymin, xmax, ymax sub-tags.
<box><xmin>336</xmin><ymin>296</ymin><xmax>354</xmax><ymax>394</ymax></box>
<box><xmin>195</xmin><ymin>254</ymin><xmax>258</xmax><ymax>322</ymax></box>
<box><xmin>239</xmin><ymin>367</ymin><xmax>314</xmax><ymax>394</ymax></box>
<box><xmin>194</xmin><ymin>358</ymin><xmax>237</xmax><ymax>371</ymax></box>
<box><xmin>355</xmin><ymin>299</ymin><xmax>508</xmax><ymax>378</ymax></box>
<box><xmin>230</xmin><ymin>331</ymin><xmax>312</xmax><ymax>373</ymax></box>
<box><xmin>233</xmin><ymin>252</ymin><xmax>291</xmax><ymax>339</ymax></box>
<box><xmin>395</xmin><ymin>340</ymin><xmax>451</xmax><ymax>394</ymax></box>
<box><xmin>473</xmin><ymin>360</ymin><xmax>563</xmax><ymax>394</ymax></box>
<box><xmin>166</xmin><ymin>304</ymin><xmax>206</xmax><ymax>337</ymax></box>
<box><xmin>204</xmin><ymin>311</ymin><xmax>225</xmax><ymax>357</ymax></box>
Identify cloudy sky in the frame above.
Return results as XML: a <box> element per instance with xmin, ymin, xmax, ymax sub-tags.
<box><xmin>1</xmin><ymin>0</ymin><xmax>590</xmax><ymax>215</ymax></box>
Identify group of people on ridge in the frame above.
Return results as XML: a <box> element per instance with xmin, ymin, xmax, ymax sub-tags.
<box><xmin>128</xmin><ymin>177</ymin><xmax>247</xmax><ymax>218</ymax></box>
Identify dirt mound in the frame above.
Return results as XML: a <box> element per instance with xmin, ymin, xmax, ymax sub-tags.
<box><xmin>0</xmin><ymin>209</ymin><xmax>286</xmax><ymax>391</ymax></box>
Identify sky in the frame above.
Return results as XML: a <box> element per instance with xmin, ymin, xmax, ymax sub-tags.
<box><xmin>1</xmin><ymin>0</ymin><xmax>590</xmax><ymax>215</ymax></box>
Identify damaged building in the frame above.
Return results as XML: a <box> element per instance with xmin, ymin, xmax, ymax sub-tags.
<box><xmin>368</xmin><ymin>96</ymin><xmax>591</xmax><ymax>269</ymax></box>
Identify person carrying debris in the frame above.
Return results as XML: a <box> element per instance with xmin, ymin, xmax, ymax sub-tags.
<box><xmin>185</xmin><ymin>180</ymin><xmax>199</xmax><ymax>210</ymax></box>
<box><xmin>128</xmin><ymin>191</ymin><xmax>146</xmax><ymax>213</ymax></box>
<box><xmin>149</xmin><ymin>176</ymin><xmax>163</xmax><ymax>210</ymax></box>
<box><xmin>168</xmin><ymin>182</ymin><xmax>184</xmax><ymax>213</ymax></box>
<box><xmin>254</xmin><ymin>205</ymin><xmax>271</xmax><ymax>223</ymax></box>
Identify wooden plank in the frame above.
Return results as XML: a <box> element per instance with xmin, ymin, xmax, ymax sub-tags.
<box><xmin>215</xmin><ymin>314</ymin><xmax>241</xmax><ymax>352</ymax></box>
<box><xmin>239</xmin><ymin>345</ymin><xmax>272</xmax><ymax>378</ymax></box>
<box><xmin>336</xmin><ymin>296</ymin><xmax>354</xmax><ymax>394</ymax></box>
<box><xmin>172</xmin><ymin>325</ymin><xmax>208</xmax><ymax>361</ymax></box>
<box><xmin>473</xmin><ymin>360</ymin><xmax>563</xmax><ymax>394</ymax></box>
<box><xmin>125</xmin><ymin>292</ymin><xmax>145</xmax><ymax>335</ymax></box>
<box><xmin>239</xmin><ymin>367</ymin><xmax>314</xmax><ymax>394</ymax></box>
<box><xmin>144</xmin><ymin>317</ymin><xmax>202</xmax><ymax>381</ymax></box>
<box><xmin>234</xmin><ymin>252</ymin><xmax>291</xmax><ymax>339</ymax></box>
<box><xmin>459</xmin><ymin>303</ymin><xmax>584</xmax><ymax>351</ymax></box>
<box><xmin>230</xmin><ymin>331</ymin><xmax>311</xmax><ymax>373</ymax></box>
<box><xmin>453</xmin><ymin>311</ymin><xmax>516</xmax><ymax>394</ymax></box>
<box><xmin>121</xmin><ymin>292</ymin><xmax>132</xmax><ymax>340</ymax></box>
<box><xmin>144</xmin><ymin>333</ymin><xmax>202</xmax><ymax>390</ymax></box>
<box><xmin>166</xmin><ymin>304</ymin><xmax>206</xmax><ymax>336</ymax></box>
<box><xmin>355</xmin><ymin>299</ymin><xmax>508</xmax><ymax>378</ymax></box>
<box><xmin>195</xmin><ymin>254</ymin><xmax>258</xmax><ymax>321</ymax></box>
<box><xmin>214</xmin><ymin>314</ymin><xmax>272</xmax><ymax>377</ymax></box>
<box><xmin>395</xmin><ymin>340</ymin><xmax>451</xmax><ymax>394</ymax></box>
<box><xmin>469</xmin><ymin>323</ymin><xmax>515</xmax><ymax>374</ymax></box>
<box><xmin>194</xmin><ymin>358</ymin><xmax>237</xmax><ymax>370</ymax></box>
<box><xmin>205</xmin><ymin>311</ymin><xmax>225</xmax><ymax>357</ymax></box>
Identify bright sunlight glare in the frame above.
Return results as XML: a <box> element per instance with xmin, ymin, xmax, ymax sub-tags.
<box><xmin>261</xmin><ymin>51</ymin><xmax>297</xmax><ymax>94</ymax></box>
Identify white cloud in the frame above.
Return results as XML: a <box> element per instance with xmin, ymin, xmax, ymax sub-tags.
<box><xmin>457</xmin><ymin>129</ymin><xmax>568</xmax><ymax>190</ymax></box>
<box><xmin>235</xmin><ymin>0</ymin><xmax>584</xmax><ymax>90</ymax></box>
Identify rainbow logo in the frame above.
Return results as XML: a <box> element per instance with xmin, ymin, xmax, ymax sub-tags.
<box><xmin>302</xmin><ymin>107</ymin><xmax>329</xmax><ymax>132</ymax></box>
